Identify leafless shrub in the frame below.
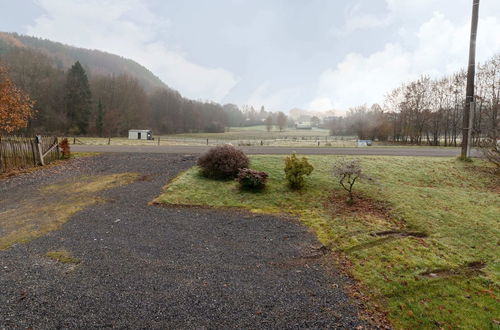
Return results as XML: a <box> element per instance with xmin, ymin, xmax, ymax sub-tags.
<box><xmin>332</xmin><ymin>159</ymin><xmax>372</xmax><ymax>204</ymax></box>
<box><xmin>478</xmin><ymin>138</ymin><xmax>500</xmax><ymax>170</ymax></box>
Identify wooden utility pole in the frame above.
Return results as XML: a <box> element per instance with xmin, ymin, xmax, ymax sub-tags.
<box><xmin>461</xmin><ymin>0</ymin><xmax>480</xmax><ymax>159</ymax></box>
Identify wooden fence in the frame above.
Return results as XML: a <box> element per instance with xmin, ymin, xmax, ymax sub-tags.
<box><xmin>0</xmin><ymin>136</ymin><xmax>60</xmax><ymax>173</ymax></box>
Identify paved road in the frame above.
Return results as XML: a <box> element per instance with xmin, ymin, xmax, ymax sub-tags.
<box><xmin>73</xmin><ymin>144</ymin><xmax>472</xmax><ymax>157</ymax></box>
<box><xmin>1</xmin><ymin>153</ymin><xmax>368</xmax><ymax>328</ymax></box>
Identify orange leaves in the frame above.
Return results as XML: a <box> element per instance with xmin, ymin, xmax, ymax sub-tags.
<box><xmin>0</xmin><ymin>65</ymin><xmax>35</xmax><ymax>133</ymax></box>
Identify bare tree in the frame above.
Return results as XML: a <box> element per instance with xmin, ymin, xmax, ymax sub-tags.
<box><xmin>333</xmin><ymin>159</ymin><xmax>372</xmax><ymax>205</ymax></box>
<box><xmin>265</xmin><ymin>115</ymin><xmax>273</xmax><ymax>132</ymax></box>
<box><xmin>276</xmin><ymin>112</ymin><xmax>287</xmax><ymax>132</ymax></box>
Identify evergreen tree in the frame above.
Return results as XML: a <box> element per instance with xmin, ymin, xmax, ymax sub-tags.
<box><xmin>96</xmin><ymin>99</ymin><xmax>104</xmax><ymax>137</ymax></box>
<box><xmin>65</xmin><ymin>61</ymin><xmax>91</xmax><ymax>134</ymax></box>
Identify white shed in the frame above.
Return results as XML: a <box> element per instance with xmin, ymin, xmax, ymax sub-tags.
<box><xmin>296</xmin><ymin>122</ymin><xmax>312</xmax><ymax>129</ymax></box>
<box><xmin>128</xmin><ymin>129</ymin><xmax>153</xmax><ymax>140</ymax></box>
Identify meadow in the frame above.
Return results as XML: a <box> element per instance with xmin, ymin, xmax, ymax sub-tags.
<box><xmin>67</xmin><ymin>126</ymin><xmax>358</xmax><ymax>147</ymax></box>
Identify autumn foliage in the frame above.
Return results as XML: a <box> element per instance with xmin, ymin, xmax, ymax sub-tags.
<box><xmin>0</xmin><ymin>65</ymin><xmax>34</xmax><ymax>133</ymax></box>
<box><xmin>58</xmin><ymin>138</ymin><xmax>71</xmax><ymax>159</ymax></box>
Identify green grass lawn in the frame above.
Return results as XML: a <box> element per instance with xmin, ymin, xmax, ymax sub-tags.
<box><xmin>155</xmin><ymin>155</ymin><xmax>500</xmax><ymax>329</ymax></box>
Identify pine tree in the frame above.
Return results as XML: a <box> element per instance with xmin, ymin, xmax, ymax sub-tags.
<box><xmin>65</xmin><ymin>61</ymin><xmax>91</xmax><ymax>135</ymax></box>
<box><xmin>96</xmin><ymin>99</ymin><xmax>104</xmax><ymax>137</ymax></box>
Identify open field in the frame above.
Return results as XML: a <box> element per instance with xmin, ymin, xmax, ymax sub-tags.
<box><xmin>66</xmin><ymin>126</ymin><xmax>359</xmax><ymax>147</ymax></box>
<box><xmin>156</xmin><ymin>155</ymin><xmax>500</xmax><ymax>329</ymax></box>
<box><xmin>67</xmin><ymin>126</ymin><xmax>470</xmax><ymax>148</ymax></box>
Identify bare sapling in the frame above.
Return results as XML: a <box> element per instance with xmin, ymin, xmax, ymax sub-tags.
<box><xmin>333</xmin><ymin>159</ymin><xmax>372</xmax><ymax>204</ymax></box>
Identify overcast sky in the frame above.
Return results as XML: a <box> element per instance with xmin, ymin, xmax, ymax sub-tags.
<box><xmin>1</xmin><ymin>0</ymin><xmax>500</xmax><ymax>114</ymax></box>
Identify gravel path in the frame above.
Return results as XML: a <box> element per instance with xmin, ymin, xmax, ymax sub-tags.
<box><xmin>72</xmin><ymin>144</ymin><xmax>472</xmax><ymax>157</ymax></box>
<box><xmin>0</xmin><ymin>153</ymin><xmax>369</xmax><ymax>329</ymax></box>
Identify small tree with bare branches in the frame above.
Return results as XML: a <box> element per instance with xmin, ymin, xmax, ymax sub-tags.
<box><xmin>333</xmin><ymin>159</ymin><xmax>372</xmax><ymax>204</ymax></box>
<box><xmin>479</xmin><ymin>138</ymin><xmax>500</xmax><ymax>171</ymax></box>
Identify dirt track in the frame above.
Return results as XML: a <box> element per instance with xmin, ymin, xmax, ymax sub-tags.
<box><xmin>73</xmin><ymin>144</ymin><xmax>472</xmax><ymax>157</ymax></box>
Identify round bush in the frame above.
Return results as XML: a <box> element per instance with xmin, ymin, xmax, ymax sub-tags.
<box><xmin>197</xmin><ymin>144</ymin><xmax>249</xmax><ymax>179</ymax></box>
<box><xmin>236</xmin><ymin>168</ymin><xmax>268</xmax><ymax>190</ymax></box>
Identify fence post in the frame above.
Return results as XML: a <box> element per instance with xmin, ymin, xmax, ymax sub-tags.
<box><xmin>55</xmin><ymin>137</ymin><xmax>60</xmax><ymax>158</ymax></box>
<box><xmin>35</xmin><ymin>135</ymin><xmax>45</xmax><ymax>166</ymax></box>
<box><xmin>206</xmin><ymin>138</ymin><xmax>209</xmax><ymax>145</ymax></box>
<box><xmin>0</xmin><ymin>137</ymin><xmax>3</xmax><ymax>172</ymax></box>
<box><xmin>108</xmin><ymin>137</ymin><xmax>111</xmax><ymax>145</ymax></box>
<box><xmin>158</xmin><ymin>137</ymin><xmax>160</xmax><ymax>146</ymax></box>
<box><xmin>31</xmin><ymin>139</ymin><xmax>37</xmax><ymax>165</ymax></box>
<box><xmin>73</xmin><ymin>137</ymin><xmax>76</xmax><ymax>145</ymax></box>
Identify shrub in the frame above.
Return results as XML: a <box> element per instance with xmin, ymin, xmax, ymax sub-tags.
<box><xmin>284</xmin><ymin>153</ymin><xmax>314</xmax><ymax>189</ymax></box>
<box><xmin>236</xmin><ymin>168</ymin><xmax>268</xmax><ymax>190</ymax></box>
<box><xmin>332</xmin><ymin>158</ymin><xmax>372</xmax><ymax>204</ymax></box>
<box><xmin>197</xmin><ymin>144</ymin><xmax>249</xmax><ymax>179</ymax></box>
<box><xmin>59</xmin><ymin>138</ymin><xmax>71</xmax><ymax>159</ymax></box>
<box><xmin>479</xmin><ymin>138</ymin><xmax>500</xmax><ymax>170</ymax></box>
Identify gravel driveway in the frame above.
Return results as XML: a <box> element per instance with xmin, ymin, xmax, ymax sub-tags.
<box><xmin>0</xmin><ymin>153</ymin><xmax>369</xmax><ymax>329</ymax></box>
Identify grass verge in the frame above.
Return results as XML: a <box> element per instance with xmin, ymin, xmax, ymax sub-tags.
<box><xmin>154</xmin><ymin>155</ymin><xmax>499</xmax><ymax>329</ymax></box>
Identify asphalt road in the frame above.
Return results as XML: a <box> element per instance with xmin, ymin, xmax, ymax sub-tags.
<box><xmin>73</xmin><ymin>144</ymin><xmax>472</xmax><ymax>157</ymax></box>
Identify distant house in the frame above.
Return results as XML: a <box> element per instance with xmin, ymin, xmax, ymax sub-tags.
<box><xmin>296</xmin><ymin>122</ymin><xmax>312</xmax><ymax>129</ymax></box>
<box><xmin>128</xmin><ymin>129</ymin><xmax>153</xmax><ymax>140</ymax></box>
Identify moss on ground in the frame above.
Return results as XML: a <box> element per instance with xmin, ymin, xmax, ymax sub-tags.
<box><xmin>0</xmin><ymin>172</ymin><xmax>141</xmax><ymax>250</ymax></box>
<box><xmin>155</xmin><ymin>155</ymin><xmax>500</xmax><ymax>329</ymax></box>
<box><xmin>46</xmin><ymin>250</ymin><xmax>81</xmax><ymax>264</ymax></box>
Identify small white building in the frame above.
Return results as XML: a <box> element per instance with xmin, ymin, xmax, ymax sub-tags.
<box><xmin>296</xmin><ymin>122</ymin><xmax>312</xmax><ymax>129</ymax></box>
<box><xmin>128</xmin><ymin>129</ymin><xmax>153</xmax><ymax>140</ymax></box>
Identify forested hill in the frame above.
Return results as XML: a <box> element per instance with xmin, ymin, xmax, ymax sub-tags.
<box><xmin>0</xmin><ymin>32</ymin><xmax>255</xmax><ymax>136</ymax></box>
<box><xmin>0</xmin><ymin>32</ymin><xmax>167</xmax><ymax>91</ymax></box>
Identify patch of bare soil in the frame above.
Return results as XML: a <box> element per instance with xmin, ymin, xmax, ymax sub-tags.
<box><xmin>420</xmin><ymin>261</ymin><xmax>486</xmax><ymax>278</ymax></box>
<box><xmin>371</xmin><ymin>230</ymin><xmax>428</xmax><ymax>238</ymax></box>
<box><xmin>325</xmin><ymin>192</ymin><xmax>394</xmax><ymax>222</ymax></box>
<box><xmin>325</xmin><ymin>192</ymin><xmax>429</xmax><ymax>240</ymax></box>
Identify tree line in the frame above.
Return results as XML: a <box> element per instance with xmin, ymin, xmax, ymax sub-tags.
<box><xmin>0</xmin><ymin>46</ymin><xmax>289</xmax><ymax>136</ymax></box>
<box><xmin>327</xmin><ymin>53</ymin><xmax>499</xmax><ymax>146</ymax></box>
